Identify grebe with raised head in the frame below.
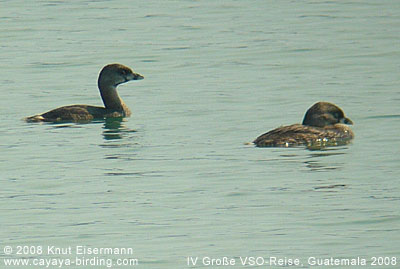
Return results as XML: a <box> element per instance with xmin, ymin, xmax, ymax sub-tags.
<box><xmin>25</xmin><ymin>63</ymin><xmax>143</xmax><ymax>122</ymax></box>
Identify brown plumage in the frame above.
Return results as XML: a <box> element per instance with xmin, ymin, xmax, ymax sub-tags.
<box><xmin>25</xmin><ymin>63</ymin><xmax>143</xmax><ymax>122</ymax></box>
<box><xmin>253</xmin><ymin>102</ymin><xmax>354</xmax><ymax>148</ymax></box>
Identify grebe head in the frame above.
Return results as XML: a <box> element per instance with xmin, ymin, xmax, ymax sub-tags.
<box><xmin>98</xmin><ymin>63</ymin><xmax>144</xmax><ymax>87</ymax></box>
<box><xmin>302</xmin><ymin>102</ymin><xmax>353</xmax><ymax>127</ymax></box>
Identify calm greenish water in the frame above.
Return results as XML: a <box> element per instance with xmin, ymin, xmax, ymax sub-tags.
<box><xmin>1</xmin><ymin>0</ymin><xmax>399</xmax><ymax>268</ymax></box>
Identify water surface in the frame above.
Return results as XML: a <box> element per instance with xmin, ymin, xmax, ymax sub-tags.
<box><xmin>1</xmin><ymin>0</ymin><xmax>399</xmax><ymax>268</ymax></box>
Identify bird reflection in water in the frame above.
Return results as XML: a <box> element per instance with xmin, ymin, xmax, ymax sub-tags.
<box><xmin>102</xmin><ymin>117</ymin><xmax>136</xmax><ymax>140</ymax></box>
<box><xmin>303</xmin><ymin>147</ymin><xmax>348</xmax><ymax>172</ymax></box>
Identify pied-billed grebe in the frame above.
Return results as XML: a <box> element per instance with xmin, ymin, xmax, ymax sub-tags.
<box><xmin>253</xmin><ymin>102</ymin><xmax>354</xmax><ymax>147</ymax></box>
<box><xmin>25</xmin><ymin>63</ymin><xmax>143</xmax><ymax>122</ymax></box>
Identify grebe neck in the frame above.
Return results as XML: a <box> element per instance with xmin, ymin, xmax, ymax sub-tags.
<box><xmin>98</xmin><ymin>81</ymin><xmax>130</xmax><ymax>115</ymax></box>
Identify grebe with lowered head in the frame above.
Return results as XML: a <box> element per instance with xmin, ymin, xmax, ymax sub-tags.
<box><xmin>25</xmin><ymin>63</ymin><xmax>143</xmax><ymax>122</ymax></box>
<box><xmin>253</xmin><ymin>102</ymin><xmax>354</xmax><ymax>148</ymax></box>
